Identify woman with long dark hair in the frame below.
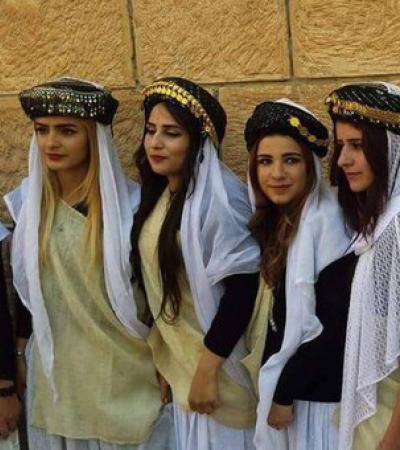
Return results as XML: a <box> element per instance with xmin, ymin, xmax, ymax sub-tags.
<box><xmin>245</xmin><ymin>100</ymin><xmax>354</xmax><ymax>450</ymax></box>
<box><xmin>131</xmin><ymin>77</ymin><xmax>260</xmax><ymax>449</ymax></box>
<box><xmin>4</xmin><ymin>77</ymin><xmax>174</xmax><ymax>450</ymax></box>
<box><xmin>327</xmin><ymin>82</ymin><xmax>400</xmax><ymax>450</ymax></box>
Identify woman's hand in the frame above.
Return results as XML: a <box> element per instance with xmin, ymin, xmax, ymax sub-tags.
<box><xmin>267</xmin><ymin>402</ymin><xmax>294</xmax><ymax>430</ymax></box>
<box><xmin>0</xmin><ymin>380</ymin><xmax>21</xmax><ymax>440</ymax></box>
<box><xmin>156</xmin><ymin>371</ymin><xmax>172</xmax><ymax>405</ymax></box>
<box><xmin>188</xmin><ymin>348</ymin><xmax>224</xmax><ymax>415</ymax></box>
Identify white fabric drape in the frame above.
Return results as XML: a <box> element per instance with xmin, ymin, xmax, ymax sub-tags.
<box><xmin>180</xmin><ymin>137</ymin><xmax>261</xmax><ymax>390</ymax></box>
<box><xmin>4</xmin><ymin>123</ymin><xmax>147</xmax><ymax>396</ymax></box>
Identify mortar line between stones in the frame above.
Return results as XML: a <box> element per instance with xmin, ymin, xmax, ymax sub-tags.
<box><xmin>125</xmin><ymin>0</ymin><xmax>141</xmax><ymax>91</ymax></box>
<box><xmin>285</xmin><ymin>0</ymin><xmax>294</xmax><ymax>77</ymax></box>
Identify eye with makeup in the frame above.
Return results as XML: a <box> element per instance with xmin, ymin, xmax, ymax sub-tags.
<box><xmin>284</xmin><ymin>154</ymin><xmax>303</xmax><ymax>165</ymax></box>
<box><xmin>34</xmin><ymin>125</ymin><xmax>48</xmax><ymax>136</ymax></box>
<box><xmin>257</xmin><ymin>156</ymin><xmax>272</xmax><ymax>166</ymax></box>
<box><xmin>59</xmin><ymin>126</ymin><xmax>77</xmax><ymax>136</ymax></box>
<box><xmin>145</xmin><ymin>124</ymin><xmax>182</xmax><ymax>137</ymax></box>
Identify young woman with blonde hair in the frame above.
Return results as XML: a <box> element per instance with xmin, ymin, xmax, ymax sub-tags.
<box><xmin>5</xmin><ymin>77</ymin><xmax>174</xmax><ymax>450</ymax></box>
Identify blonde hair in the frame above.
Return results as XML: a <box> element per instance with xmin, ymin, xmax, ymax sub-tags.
<box><xmin>39</xmin><ymin>120</ymin><xmax>102</xmax><ymax>269</ymax></box>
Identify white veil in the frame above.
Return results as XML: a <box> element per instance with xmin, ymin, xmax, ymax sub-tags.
<box><xmin>338</xmin><ymin>82</ymin><xmax>400</xmax><ymax>450</ymax></box>
<box><xmin>5</xmin><ymin>123</ymin><xmax>147</xmax><ymax>396</ymax></box>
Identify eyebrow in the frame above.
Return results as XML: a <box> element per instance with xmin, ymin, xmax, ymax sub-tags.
<box><xmin>257</xmin><ymin>151</ymin><xmax>303</xmax><ymax>157</ymax></box>
<box><xmin>146</xmin><ymin>122</ymin><xmax>183</xmax><ymax>130</ymax></box>
<box><xmin>34</xmin><ymin>121</ymin><xmax>79</xmax><ymax>129</ymax></box>
<box><xmin>336</xmin><ymin>138</ymin><xmax>362</xmax><ymax>143</ymax></box>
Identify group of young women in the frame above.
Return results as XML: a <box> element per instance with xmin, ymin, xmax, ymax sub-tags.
<box><xmin>0</xmin><ymin>76</ymin><xmax>399</xmax><ymax>450</ymax></box>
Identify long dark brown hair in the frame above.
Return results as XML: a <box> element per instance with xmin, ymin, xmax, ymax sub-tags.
<box><xmin>248</xmin><ymin>135</ymin><xmax>316</xmax><ymax>289</ymax></box>
<box><xmin>131</xmin><ymin>101</ymin><xmax>203</xmax><ymax>323</ymax></box>
<box><xmin>330</xmin><ymin>120</ymin><xmax>389</xmax><ymax>237</ymax></box>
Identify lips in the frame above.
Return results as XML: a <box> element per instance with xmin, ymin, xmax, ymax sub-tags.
<box><xmin>149</xmin><ymin>155</ymin><xmax>167</xmax><ymax>163</ymax></box>
<box><xmin>45</xmin><ymin>153</ymin><xmax>65</xmax><ymax>161</ymax></box>
<box><xmin>269</xmin><ymin>185</ymin><xmax>292</xmax><ymax>191</ymax></box>
<box><xmin>344</xmin><ymin>172</ymin><xmax>361</xmax><ymax>181</ymax></box>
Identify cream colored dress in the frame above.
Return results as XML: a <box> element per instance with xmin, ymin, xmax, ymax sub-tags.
<box><xmin>31</xmin><ymin>201</ymin><xmax>164</xmax><ymax>445</ymax></box>
<box><xmin>139</xmin><ymin>188</ymin><xmax>257</xmax><ymax>430</ymax></box>
<box><xmin>352</xmin><ymin>370</ymin><xmax>400</xmax><ymax>450</ymax></box>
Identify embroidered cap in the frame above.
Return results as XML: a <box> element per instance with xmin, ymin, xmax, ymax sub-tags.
<box><xmin>19</xmin><ymin>77</ymin><xmax>119</xmax><ymax>125</ymax></box>
<box><xmin>142</xmin><ymin>77</ymin><xmax>227</xmax><ymax>147</ymax></box>
<box><xmin>244</xmin><ymin>100</ymin><xmax>329</xmax><ymax>157</ymax></box>
<box><xmin>326</xmin><ymin>83</ymin><xmax>400</xmax><ymax>134</ymax></box>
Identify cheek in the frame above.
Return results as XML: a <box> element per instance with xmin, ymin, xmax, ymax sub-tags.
<box><xmin>292</xmin><ymin>165</ymin><xmax>307</xmax><ymax>192</ymax></box>
<box><xmin>71</xmin><ymin>136</ymin><xmax>90</xmax><ymax>161</ymax></box>
<box><xmin>256</xmin><ymin>166</ymin><xmax>270</xmax><ymax>192</ymax></box>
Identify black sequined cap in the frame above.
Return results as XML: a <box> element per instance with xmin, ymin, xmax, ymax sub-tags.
<box><xmin>326</xmin><ymin>83</ymin><xmax>400</xmax><ymax>134</ymax></box>
<box><xmin>244</xmin><ymin>101</ymin><xmax>329</xmax><ymax>157</ymax></box>
<box><xmin>19</xmin><ymin>77</ymin><xmax>119</xmax><ymax>125</ymax></box>
<box><xmin>142</xmin><ymin>77</ymin><xmax>227</xmax><ymax>147</ymax></box>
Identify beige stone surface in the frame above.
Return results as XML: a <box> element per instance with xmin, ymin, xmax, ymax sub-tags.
<box><xmin>0</xmin><ymin>96</ymin><xmax>31</xmax><ymax>221</ymax></box>
<box><xmin>112</xmin><ymin>89</ymin><xmax>144</xmax><ymax>181</ymax></box>
<box><xmin>131</xmin><ymin>0</ymin><xmax>290</xmax><ymax>83</ymax></box>
<box><xmin>219</xmin><ymin>81</ymin><xmax>341</xmax><ymax>179</ymax></box>
<box><xmin>0</xmin><ymin>0</ymin><xmax>134</xmax><ymax>93</ymax></box>
<box><xmin>291</xmin><ymin>0</ymin><xmax>400</xmax><ymax>78</ymax></box>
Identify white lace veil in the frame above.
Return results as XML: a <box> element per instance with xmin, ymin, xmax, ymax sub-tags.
<box><xmin>251</xmin><ymin>99</ymin><xmax>351</xmax><ymax>448</ymax></box>
<box><xmin>4</xmin><ymin>120</ymin><xmax>147</xmax><ymax>397</ymax></box>
<box><xmin>338</xmin><ymin>82</ymin><xmax>400</xmax><ymax>450</ymax></box>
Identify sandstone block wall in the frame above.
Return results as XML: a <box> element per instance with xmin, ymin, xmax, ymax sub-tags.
<box><xmin>0</xmin><ymin>0</ymin><xmax>399</xmax><ymax>220</ymax></box>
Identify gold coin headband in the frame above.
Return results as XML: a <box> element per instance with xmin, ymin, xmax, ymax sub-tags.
<box><xmin>142</xmin><ymin>81</ymin><xmax>219</xmax><ymax>147</ymax></box>
<box><xmin>326</xmin><ymin>93</ymin><xmax>400</xmax><ymax>128</ymax></box>
<box><xmin>288</xmin><ymin>116</ymin><xmax>329</xmax><ymax>148</ymax></box>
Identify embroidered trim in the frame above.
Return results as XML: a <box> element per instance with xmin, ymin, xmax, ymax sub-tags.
<box><xmin>142</xmin><ymin>81</ymin><xmax>219</xmax><ymax>147</ymax></box>
<box><xmin>288</xmin><ymin>116</ymin><xmax>329</xmax><ymax>148</ymax></box>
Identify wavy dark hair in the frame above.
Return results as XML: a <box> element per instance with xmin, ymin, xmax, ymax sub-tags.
<box><xmin>131</xmin><ymin>101</ymin><xmax>203</xmax><ymax>323</ymax></box>
<box><xmin>248</xmin><ymin>135</ymin><xmax>316</xmax><ymax>289</ymax></box>
<box><xmin>330</xmin><ymin>120</ymin><xmax>389</xmax><ymax>237</ymax></box>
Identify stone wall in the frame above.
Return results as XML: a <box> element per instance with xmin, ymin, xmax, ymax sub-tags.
<box><xmin>1</xmin><ymin>0</ymin><xmax>399</xmax><ymax>220</ymax></box>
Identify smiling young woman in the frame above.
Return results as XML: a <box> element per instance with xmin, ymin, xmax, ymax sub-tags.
<box><xmin>245</xmin><ymin>99</ymin><xmax>354</xmax><ymax>450</ymax></box>
<box><xmin>131</xmin><ymin>77</ymin><xmax>261</xmax><ymax>450</ymax></box>
<box><xmin>4</xmin><ymin>78</ymin><xmax>174</xmax><ymax>450</ymax></box>
<box><xmin>327</xmin><ymin>82</ymin><xmax>400</xmax><ymax>450</ymax></box>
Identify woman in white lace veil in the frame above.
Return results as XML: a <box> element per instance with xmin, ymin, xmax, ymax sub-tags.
<box><xmin>4</xmin><ymin>77</ymin><xmax>174</xmax><ymax>450</ymax></box>
<box><xmin>245</xmin><ymin>99</ymin><xmax>352</xmax><ymax>450</ymax></box>
<box><xmin>326</xmin><ymin>82</ymin><xmax>400</xmax><ymax>450</ymax></box>
<box><xmin>130</xmin><ymin>77</ymin><xmax>261</xmax><ymax>450</ymax></box>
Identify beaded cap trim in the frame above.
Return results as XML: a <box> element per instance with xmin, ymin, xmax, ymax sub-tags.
<box><xmin>142</xmin><ymin>80</ymin><xmax>219</xmax><ymax>147</ymax></box>
<box><xmin>326</xmin><ymin>92</ymin><xmax>400</xmax><ymax>130</ymax></box>
<box><xmin>19</xmin><ymin>85</ymin><xmax>118</xmax><ymax>125</ymax></box>
<box><xmin>288</xmin><ymin>116</ymin><xmax>329</xmax><ymax>148</ymax></box>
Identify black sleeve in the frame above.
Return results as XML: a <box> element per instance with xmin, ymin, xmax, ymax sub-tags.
<box><xmin>0</xmin><ymin>248</ymin><xmax>16</xmax><ymax>381</ymax></box>
<box><xmin>15</xmin><ymin>294</ymin><xmax>32</xmax><ymax>339</ymax></box>
<box><xmin>272</xmin><ymin>326</ymin><xmax>345</xmax><ymax>405</ymax></box>
<box><xmin>203</xmin><ymin>272</ymin><xmax>259</xmax><ymax>358</ymax></box>
<box><xmin>272</xmin><ymin>254</ymin><xmax>356</xmax><ymax>406</ymax></box>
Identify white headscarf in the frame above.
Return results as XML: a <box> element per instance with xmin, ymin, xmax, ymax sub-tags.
<box><xmin>251</xmin><ymin>99</ymin><xmax>351</xmax><ymax>449</ymax></box>
<box><xmin>338</xmin><ymin>82</ymin><xmax>400</xmax><ymax>450</ymax></box>
<box><xmin>0</xmin><ymin>222</ymin><xmax>10</xmax><ymax>241</ymax></box>
<box><xmin>180</xmin><ymin>136</ymin><xmax>261</xmax><ymax>391</ymax></box>
<box><xmin>4</xmin><ymin>122</ymin><xmax>147</xmax><ymax>396</ymax></box>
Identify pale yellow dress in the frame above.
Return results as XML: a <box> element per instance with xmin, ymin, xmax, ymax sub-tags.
<box><xmin>138</xmin><ymin>188</ymin><xmax>257</xmax><ymax>429</ymax></box>
<box><xmin>30</xmin><ymin>200</ymin><xmax>164</xmax><ymax>445</ymax></box>
<box><xmin>352</xmin><ymin>370</ymin><xmax>400</xmax><ymax>449</ymax></box>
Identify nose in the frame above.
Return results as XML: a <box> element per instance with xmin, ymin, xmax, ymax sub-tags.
<box><xmin>337</xmin><ymin>144</ymin><xmax>353</xmax><ymax>168</ymax></box>
<box><xmin>148</xmin><ymin>130</ymin><xmax>163</xmax><ymax>150</ymax></box>
<box><xmin>271</xmin><ymin>161</ymin><xmax>286</xmax><ymax>179</ymax></box>
<box><xmin>45</xmin><ymin>129</ymin><xmax>61</xmax><ymax>150</ymax></box>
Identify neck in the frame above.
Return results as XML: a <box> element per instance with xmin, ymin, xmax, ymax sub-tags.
<box><xmin>167</xmin><ymin>175</ymin><xmax>182</xmax><ymax>193</ymax></box>
<box><xmin>56</xmin><ymin>165</ymin><xmax>89</xmax><ymax>205</ymax></box>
